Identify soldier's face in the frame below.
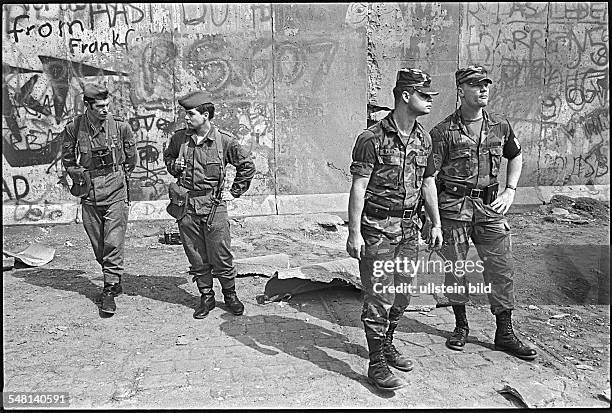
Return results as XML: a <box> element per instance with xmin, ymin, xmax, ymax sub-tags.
<box><xmin>87</xmin><ymin>98</ymin><xmax>109</xmax><ymax>120</ymax></box>
<box><xmin>405</xmin><ymin>89</ymin><xmax>433</xmax><ymax>115</ymax></box>
<box><xmin>185</xmin><ymin>108</ymin><xmax>208</xmax><ymax>130</ymax></box>
<box><xmin>459</xmin><ymin>81</ymin><xmax>490</xmax><ymax>108</ymax></box>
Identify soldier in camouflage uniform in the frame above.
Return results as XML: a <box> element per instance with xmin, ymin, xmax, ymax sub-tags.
<box><xmin>61</xmin><ymin>83</ymin><xmax>136</xmax><ymax>315</ymax></box>
<box><xmin>164</xmin><ymin>91</ymin><xmax>255</xmax><ymax>319</ymax></box>
<box><xmin>347</xmin><ymin>69</ymin><xmax>443</xmax><ymax>391</ymax></box>
<box><xmin>430</xmin><ymin>65</ymin><xmax>537</xmax><ymax>360</ymax></box>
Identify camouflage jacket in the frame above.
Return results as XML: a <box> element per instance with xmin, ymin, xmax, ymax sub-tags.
<box><xmin>163</xmin><ymin>125</ymin><xmax>255</xmax><ymax>215</ymax></box>
<box><xmin>61</xmin><ymin>113</ymin><xmax>136</xmax><ymax>205</ymax></box>
<box><xmin>350</xmin><ymin>112</ymin><xmax>435</xmax><ymax>239</ymax></box>
<box><xmin>430</xmin><ymin>109</ymin><xmax>521</xmax><ymax>221</ymax></box>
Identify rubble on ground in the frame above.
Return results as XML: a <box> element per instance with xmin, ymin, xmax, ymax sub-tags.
<box><xmin>539</xmin><ymin>195</ymin><xmax>609</xmax><ymax>224</ymax></box>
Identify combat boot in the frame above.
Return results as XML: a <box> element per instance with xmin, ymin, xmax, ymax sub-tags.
<box><xmin>366</xmin><ymin>336</ymin><xmax>407</xmax><ymax>391</ymax></box>
<box><xmin>222</xmin><ymin>289</ymin><xmax>244</xmax><ymax>315</ymax></box>
<box><xmin>494</xmin><ymin>310</ymin><xmax>537</xmax><ymax>360</ymax></box>
<box><xmin>446</xmin><ymin>305</ymin><xmax>469</xmax><ymax>351</ymax></box>
<box><xmin>383</xmin><ymin>322</ymin><xmax>414</xmax><ymax>371</ymax></box>
<box><xmin>193</xmin><ymin>293</ymin><xmax>216</xmax><ymax>319</ymax></box>
<box><xmin>100</xmin><ymin>283</ymin><xmax>123</xmax><ymax>314</ymax></box>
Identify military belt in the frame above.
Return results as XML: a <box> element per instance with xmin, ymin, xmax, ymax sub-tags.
<box><xmin>440</xmin><ymin>181</ymin><xmax>485</xmax><ymax>199</ymax></box>
<box><xmin>187</xmin><ymin>189</ymin><xmax>214</xmax><ymax>197</ymax></box>
<box><xmin>88</xmin><ymin>165</ymin><xmax>119</xmax><ymax>178</ymax></box>
<box><xmin>363</xmin><ymin>204</ymin><xmax>416</xmax><ymax>219</ymax></box>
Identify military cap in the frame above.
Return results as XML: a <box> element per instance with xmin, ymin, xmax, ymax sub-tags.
<box><xmin>395</xmin><ymin>68</ymin><xmax>439</xmax><ymax>95</ymax></box>
<box><xmin>178</xmin><ymin>91</ymin><xmax>212</xmax><ymax>109</ymax></box>
<box><xmin>455</xmin><ymin>65</ymin><xmax>492</xmax><ymax>85</ymax></box>
<box><xmin>83</xmin><ymin>83</ymin><xmax>109</xmax><ymax>100</ymax></box>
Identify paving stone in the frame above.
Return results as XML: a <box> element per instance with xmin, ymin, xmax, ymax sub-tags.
<box><xmin>147</xmin><ymin>360</ymin><xmax>175</xmax><ymax>375</ymax></box>
<box><xmin>451</xmin><ymin>352</ymin><xmax>490</xmax><ymax>368</ymax></box>
<box><xmin>140</xmin><ymin>373</ymin><xmax>188</xmax><ymax>390</ymax></box>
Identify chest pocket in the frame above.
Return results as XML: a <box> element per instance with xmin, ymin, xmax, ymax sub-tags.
<box><xmin>371</xmin><ymin>149</ymin><xmax>401</xmax><ymax>189</ymax></box>
<box><xmin>489</xmin><ymin>146</ymin><xmax>503</xmax><ymax>177</ymax></box>
<box><xmin>414</xmin><ymin>153</ymin><xmax>429</xmax><ymax>188</ymax></box>
<box><xmin>204</xmin><ymin>146</ymin><xmax>222</xmax><ymax>183</ymax></box>
<box><xmin>448</xmin><ymin>147</ymin><xmax>471</xmax><ymax>176</ymax></box>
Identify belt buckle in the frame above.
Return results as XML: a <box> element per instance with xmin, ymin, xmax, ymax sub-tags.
<box><xmin>402</xmin><ymin>209</ymin><xmax>413</xmax><ymax>219</ymax></box>
<box><xmin>469</xmin><ymin>188</ymin><xmax>482</xmax><ymax>198</ymax></box>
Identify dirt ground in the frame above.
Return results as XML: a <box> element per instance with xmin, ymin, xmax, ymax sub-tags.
<box><xmin>2</xmin><ymin>201</ymin><xmax>610</xmax><ymax>407</ymax></box>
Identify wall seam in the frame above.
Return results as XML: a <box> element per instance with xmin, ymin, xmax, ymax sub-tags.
<box><xmin>270</xmin><ymin>3</ymin><xmax>279</xmax><ymax>215</ymax></box>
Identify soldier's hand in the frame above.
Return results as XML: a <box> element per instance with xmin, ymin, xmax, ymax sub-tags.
<box><xmin>490</xmin><ymin>188</ymin><xmax>515</xmax><ymax>215</ymax></box>
<box><xmin>346</xmin><ymin>232</ymin><xmax>365</xmax><ymax>260</ymax></box>
<box><xmin>174</xmin><ymin>159</ymin><xmax>186</xmax><ymax>173</ymax></box>
<box><xmin>429</xmin><ymin>226</ymin><xmax>443</xmax><ymax>250</ymax></box>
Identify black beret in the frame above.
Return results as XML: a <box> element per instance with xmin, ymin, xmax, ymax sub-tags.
<box><xmin>178</xmin><ymin>91</ymin><xmax>212</xmax><ymax>109</ymax></box>
<box><xmin>83</xmin><ymin>83</ymin><xmax>109</xmax><ymax>100</ymax></box>
<box><xmin>455</xmin><ymin>65</ymin><xmax>492</xmax><ymax>85</ymax></box>
<box><xmin>395</xmin><ymin>68</ymin><xmax>439</xmax><ymax>95</ymax></box>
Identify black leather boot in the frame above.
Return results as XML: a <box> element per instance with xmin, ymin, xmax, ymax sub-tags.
<box><xmin>494</xmin><ymin>310</ymin><xmax>537</xmax><ymax>360</ymax></box>
<box><xmin>100</xmin><ymin>283</ymin><xmax>122</xmax><ymax>314</ymax></box>
<box><xmin>446</xmin><ymin>305</ymin><xmax>469</xmax><ymax>351</ymax></box>
<box><xmin>366</xmin><ymin>335</ymin><xmax>407</xmax><ymax>391</ymax></box>
<box><xmin>193</xmin><ymin>293</ymin><xmax>216</xmax><ymax>319</ymax></box>
<box><xmin>223</xmin><ymin>290</ymin><xmax>244</xmax><ymax>316</ymax></box>
<box><xmin>383</xmin><ymin>320</ymin><xmax>414</xmax><ymax>371</ymax></box>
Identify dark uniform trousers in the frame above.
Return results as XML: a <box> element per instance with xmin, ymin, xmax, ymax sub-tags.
<box><xmin>82</xmin><ymin>200</ymin><xmax>129</xmax><ymax>286</ymax></box>
<box><xmin>440</xmin><ymin>200</ymin><xmax>514</xmax><ymax>315</ymax></box>
<box><xmin>178</xmin><ymin>207</ymin><xmax>235</xmax><ymax>295</ymax></box>
<box><xmin>359</xmin><ymin>221</ymin><xmax>419</xmax><ymax>339</ymax></box>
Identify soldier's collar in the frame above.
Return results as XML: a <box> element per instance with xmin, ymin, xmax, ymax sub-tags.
<box><xmin>451</xmin><ymin>108</ymin><xmax>500</xmax><ymax>130</ymax></box>
<box><xmin>380</xmin><ymin>112</ymin><xmax>398</xmax><ymax>133</ymax></box>
<box><xmin>186</xmin><ymin>125</ymin><xmax>216</xmax><ymax>141</ymax></box>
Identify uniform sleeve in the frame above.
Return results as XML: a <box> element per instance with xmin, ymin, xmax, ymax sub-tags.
<box><xmin>226</xmin><ymin>136</ymin><xmax>255</xmax><ymax>198</ymax></box>
<box><xmin>61</xmin><ymin>121</ymin><xmax>80</xmax><ymax>176</ymax></box>
<box><xmin>502</xmin><ymin>120</ymin><xmax>521</xmax><ymax>159</ymax></box>
<box><xmin>163</xmin><ymin>133</ymin><xmax>181</xmax><ymax>178</ymax></box>
<box><xmin>349</xmin><ymin>132</ymin><xmax>376</xmax><ymax>177</ymax></box>
<box><xmin>429</xmin><ymin>126</ymin><xmax>448</xmax><ymax>172</ymax></box>
<box><xmin>423</xmin><ymin>152</ymin><xmax>436</xmax><ymax>178</ymax></box>
<box><xmin>121</xmin><ymin>123</ymin><xmax>137</xmax><ymax>174</ymax></box>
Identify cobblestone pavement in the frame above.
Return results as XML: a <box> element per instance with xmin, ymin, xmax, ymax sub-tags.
<box><xmin>2</xmin><ymin>213</ymin><xmax>610</xmax><ymax>409</ymax></box>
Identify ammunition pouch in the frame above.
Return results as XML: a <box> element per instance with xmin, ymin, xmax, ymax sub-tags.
<box><xmin>91</xmin><ymin>147</ymin><xmax>115</xmax><ymax>170</ymax></box>
<box><xmin>67</xmin><ymin>167</ymin><xmax>91</xmax><ymax>198</ymax></box>
<box><xmin>166</xmin><ymin>182</ymin><xmax>190</xmax><ymax>220</ymax></box>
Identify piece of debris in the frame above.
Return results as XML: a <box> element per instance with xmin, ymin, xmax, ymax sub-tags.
<box><xmin>550</xmin><ymin>313</ymin><xmax>571</xmax><ymax>319</ymax></box>
<box><xmin>598</xmin><ymin>388</ymin><xmax>611</xmax><ymax>403</ymax></box>
<box><xmin>551</xmin><ymin>207</ymin><xmax>570</xmax><ymax>216</ymax></box>
<box><xmin>3</xmin><ymin>243</ymin><xmax>55</xmax><ymax>267</ymax></box>
<box><xmin>498</xmin><ymin>381</ymin><xmax>556</xmax><ymax>408</ymax></box>
<box><xmin>64</xmin><ymin>241</ymin><xmax>73</xmax><ymax>247</ymax></box>
<box><xmin>159</xmin><ymin>223</ymin><xmax>181</xmax><ymax>245</ymax></box>
<box><xmin>235</xmin><ymin>254</ymin><xmax>290</xmax><ymax>277</ymax></box>
<box><xmin>176</xmin><ymin>336</ymin><xmax>190</xmax><ymax>346</ymax></box>
<box><xmin>528</xmin><ymin>305</ymin><xmax>540</xmax><ymax>310</ymax></box>
<box><xmin>575</xmin><ymin>364</ymin><xmax>595</xmax><ymax>371</ymax></box>
<box><xmin>3</xmin><ymin>254</ymin><xmax>15</xmax><ymax>271</ymax></box>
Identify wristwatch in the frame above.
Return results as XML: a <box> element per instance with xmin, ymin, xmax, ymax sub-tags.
<box><xmin>506</xmin><ymin>184</ymin><xmax>517</xmax><ymax>190</ymax></box>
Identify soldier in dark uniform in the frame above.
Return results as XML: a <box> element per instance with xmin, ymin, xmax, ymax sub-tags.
<box><xmin>164</xmin><ymin>91</ymin><xmax>255</xmax><ymax>319</ymax></box>
<box><xmin>347</xmin><ymin>69</ymin><xmax>443</xmax><ymax>391</ymax></box>
<box><xmin>430</xmin><ymin>65</ymin><xmax>537</xmax><ymax>360</ymax></box>
<box><xmin>61</xmin><ymin>83</ymin><xmax>136</xmax><ymax>314</ymax></box>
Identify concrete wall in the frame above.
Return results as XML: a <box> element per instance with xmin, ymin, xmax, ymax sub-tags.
<box><xmin>2</xmin><ymin>3</ymin><xmax>609</xmax><ymax>225</ymax></box>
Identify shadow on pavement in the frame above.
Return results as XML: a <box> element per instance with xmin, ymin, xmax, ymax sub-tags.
<box><xmin>219</xmin><ymin>313</ymin><xmax>396</xmax><ymax>398</ymax></box>
<box><xmin>10</xmin><ymin>268</ymin><xmax>199</xmax><ymax>311</ymax></box>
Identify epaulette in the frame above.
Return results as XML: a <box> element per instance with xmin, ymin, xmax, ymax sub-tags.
<box><xmin>218</xmin><ymin>128</ymin><xmax>234</xmax><ymax>137</ymax></box>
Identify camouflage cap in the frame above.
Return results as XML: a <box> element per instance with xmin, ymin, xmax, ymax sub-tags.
<box><xmin>178</xmin><ymin>91</ymin><xmax>212</xmax><ymax>109</ymax></box>
<box><xmin>455</xmin><ymin>65</ymin><xmax>492</xmax><ymax>85</ymax></box>
<box><xmin>83</xmin><ymin>83</ymin><xmax>109</xmax><ymax>100</ymax></box>
<box><xmin>395</xmin><ymin>68</ymin><xmax>439</xmax><ymax>95</ymax></box>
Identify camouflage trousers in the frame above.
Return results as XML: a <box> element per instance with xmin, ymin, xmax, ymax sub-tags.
<box><xmin>440</xmin><ymin>216</ymin><xmax>514</xmax><ymax>315</ymax></box>
<box><xmin>359</xmin><ymin>224</ymin><xmax>419</xmax><ymax>339</ymax></box>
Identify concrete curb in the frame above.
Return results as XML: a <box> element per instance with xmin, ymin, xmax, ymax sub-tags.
<box><xmin>2</xmin><ymin>185</ymin><xmax>609</xmax><ymax>226</ymax></box>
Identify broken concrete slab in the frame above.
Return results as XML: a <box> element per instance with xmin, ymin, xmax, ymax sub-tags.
<box><xmin>3</xmin><ymin>243</ymin><xmax>55</xmax><ymax>267</ymax></box>
<box><xmin>235</xmin><ymin>253</ymin><xmax>290</xmax><ymax>277</ymax></box>
<box><xmin>499</xmin><ymin>381</ymin><xmax>556</xmax><ymax>408</ymax></box>
<box><xmin>551</xmin><ymin>207</ymin><xmax>570</xmax><ymax>216</ymax></box>
<box><xmin>3</xmin><ymin>254</ymin><xmax>15</xmax><ymax>271</ymax></box>
<box><xmin>275</xmin><ymin>257</ymin><xmax>361</xmax><ymax>287</ymax></box>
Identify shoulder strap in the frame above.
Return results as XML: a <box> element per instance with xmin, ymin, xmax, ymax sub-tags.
<box><xmin>177</xmin><ymin>134</ymin><xmax>188</xmax><ymax>182</ymax></box>
<box><xmin>74</xmin><ymin>114</ymin><xmax>84</xmax><ymax>165</ymax></box>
